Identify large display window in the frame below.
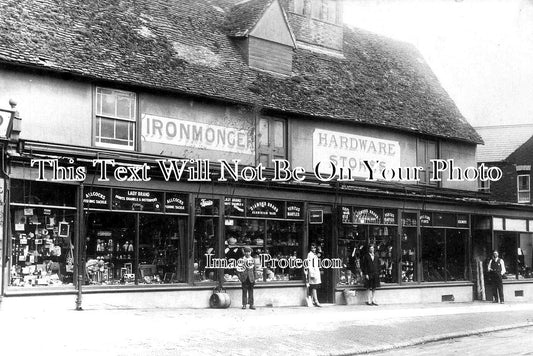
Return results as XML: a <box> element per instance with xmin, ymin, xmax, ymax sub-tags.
<box><xmin>421</xmin><ymin>212</ymin><xmax>469</xmax><ymax>282</ymax></box>
<box><xmin>401</xmin><ymin>212</ymin><xmax>418</xmax><ymax>283</ymax></box>
<box><xmin>194</xmin><ymin>198</ymin><xmax>220</xmax><ymax>283</ymax></box>
<box><xmin>223</xmin><ymin>198</ymin><xmax>304</xmax><ymax>283</ymax></box>
<box><xmin>83</xmin><ymin>187</ymin><xmax>188</xmax><ymax>286</ymax></box>
<box><xmin>337</xmin><ymin>207</ymin><xmax>398</xmax><ymax>286</ymax></box>
<box><xmin>9</xmin><ymin>180</ymin><xmax>77</xmax><ymax>288</ymax></box>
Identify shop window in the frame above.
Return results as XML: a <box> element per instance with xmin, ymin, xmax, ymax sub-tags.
<box><xmin>138</xmin><ymin>215</ymin><xmax>187</xmax><ymax>284</ymax></box>
<box><xmin>417</xmin><ymin>138</ymin><xmax>438</xmax><ymax>185</ymax></box>
<box><xmin>518</xmin><ymin>233</ymin><xmax>533</xmax><ymax>279</ymax></box>
<box><xmin>401</xmin><ymin>212</ymin><xmax>418</xmax><ymax>283</ymax></box>
<box><xmin>10</xmin><ymin>207</ymin><xmax>76</xmax><ymax>288</ymax></box>
<box><xmin>257</xmin><ymin>116</ymin><xmax>286</xmax><ymax>168</ymax></box>
<box><xmin>95</xmin><ymin>87</ymin><xmax>136</xmax><ymax>150</ymax></box>
<box><xmin>495</xmin><ymin>231</ymin><xmax>517</xmax><ymax>279</ymax></box>
<box><xmin>194</xmin><ymin>198</ymin><xmax>220</xmax><ymax>283</ymax></box>
<box><xmin>421</xmin><ymin>227</ymin><xmax>467</xmax><ymax>282</ymax></box>
<box><xmin>421</xmin><ymin>228</ymin><xmax>445</xmax><ymax>282</ymax></box>
<box><xmin>517</xmin><ymin>175</ymin><xmax>530</xmax><ymax>203</ymax></box>
<box><xmin>11</xmin><ymin>179</ymin><xmax>76</xmax><ymax>207</ymax></box>
<box><xmin>223</xmin><ymin>200</ymin><xmax>304</xmax><ymax>283</ymax></box>
<box><xmin>337</xmin><ymin>207</ymin><xmax>398</xmax><ymax>287</ymax></box>
<box><xmin>85</xmin><ymin>212</ymin><xmax>136</xmax><ymax>285</ymax></box>
<box><xmin>85</xmin><ymin>212</ymin><xmax>188</xmax><ymax>285</ymax></box>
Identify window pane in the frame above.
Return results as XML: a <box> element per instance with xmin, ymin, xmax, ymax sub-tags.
<box><xmin>293</xmin><ymin>0</ymin><xmax>304</xmax><ymax>14</ymax></box>
<box><xmin>422</xmin><ymin>228</ymin><xmax>445</xmax><ymax>282</ymax></box>
<box><xmin>267</xmin><ymin>220</ymin><xmax>303</xmax><ymax>281</ymax></box>
<box><xmin>327</xmin><ymin>0</ymin><xmax>337</xmax><ymax>23</ymax></box>
<box><xmin>273</xmin><ymin>120</ymin><xmax>285</xmax><ymax>148</ymax></box>
<box><xmin>518</xmin><ymin>175</ymin><xmax>530</xmax><ymax>190</ymax></box>
<box><xmin>446</xmin><ymin>230</ymin><xmax>467</xmax><ymax>281</ymax></box>
<box><xmin>224</xmin><ymin>219</ymin><xmax>265</xmax><ymax>283</ymax></box>
<box><xmin>518</xmin><ymin>233</ymin><xmax>533</xmax><ymax>279</ymax></box>
<box><xmin>194</xmin><ymin>217</ymin><xmax>219</xmax><ymax>283</ymax></box>
<box><xmin>311</xmin><ymin>0</ymin><xmax>321</xmax><ymax>18</ymax></box>
<box><xmin>117</xmin><ymin>95</ymin><xmax>133</xmax><ymax>120</ymax></box>
<box><xmin>100</xmin><ymin>92</ymin><xmax>116</xmax><ymax>117</ymax></box>
<box><xmin>85</xmin><ymin>212</ymin><xmax>136</xmax><ymax>285</ymax></box>
<box><xmin>259</xmin><ymin>154</ymin><xmax>269</xmax><ymax>167</ymax></box>
<box><xmin>401</xmin><ymin>227</ymin><xmax>417</xmax><ymax>282</ymax></box>
<box><xmin>259</xmin><ymin>118</ymin><xmax>269</xmax><ymax>147</ymax></box>
<box><xmin>115</xmin><ymin>120</ymin><xmax>130</xmax><ymax>140</ymax></box>
<box><xmin>374</xmin><ymin>226</ymin><xmax>397</xmax><ymax>284</ymax></box>
<box><xmin>10</xmin><ymin>208</ymin><xmax>76</xmax><ymax>288</ymax></box>
<box><xmin>139</xmin><ymin>215</ymin><xmax>187</xmax><ymax>284</ymax></box>
<box><xmin>99</xmin><ymin>118</ymin><xmax>115</xmax><ymax>139</ymax></box>
<box><xmin>495</xmin><ymin>231</ymin><xmax>517</xmax><ymax>277</ymax></box>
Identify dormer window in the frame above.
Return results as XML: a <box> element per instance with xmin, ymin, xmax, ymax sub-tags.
<box><xmin>226</xmin><ymin>0</ymin><xmax>296</xmax><ymax>76</ymax></box>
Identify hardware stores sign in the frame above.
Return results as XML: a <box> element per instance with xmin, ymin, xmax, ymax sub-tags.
<box><xmin>313</xmin><ymin>128</ymin><xmax>401</xmax><ymax>178</ymax></box>
<box><xmin>141</xmin><ymin>114</ymin><xmax>253</xmax><ymax>154</ymax></box>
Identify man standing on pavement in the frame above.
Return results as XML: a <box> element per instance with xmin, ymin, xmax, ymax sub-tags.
<box><xmin>361</xmin><ymin>244</ymin><xmax>380</xmax><ymax>306</ymax></box>
<box><xmin>487</xmin><ymin>250</ymin><xmax>506</xmax><ymax>304</ymax></box>
<box><xmin>237</xmin><ymin>246</ymin><xmax>256</xmax><ymax>310</ymax></box>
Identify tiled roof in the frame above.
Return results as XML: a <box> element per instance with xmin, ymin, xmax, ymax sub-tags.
<box><xmin>0</xmin><ymin>0</ymin><xmax>482</xmax><ymax>144</ymax></box>
<box><xmin>475</xmin><ymin>125</ymin><xmax>533</xmax><ymax>162</ymax></box>
<box><xmin>225</xmin><ymin>0</ymin><xmax>273</xmax><ymax>37</ymax></box>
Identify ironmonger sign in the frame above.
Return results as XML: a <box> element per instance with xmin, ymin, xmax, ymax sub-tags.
<box><xmin>141</xmin><ymin>114</ymin><xmax>253</xmax><ymax>154</ymax></box>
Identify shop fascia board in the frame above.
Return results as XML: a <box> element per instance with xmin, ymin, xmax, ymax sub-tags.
<box><xmin>7</xmin><ymin>139</ymin><xmax>513</xmax><ymax>206</ymax></box>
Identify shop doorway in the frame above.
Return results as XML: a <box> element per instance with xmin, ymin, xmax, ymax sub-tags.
<box><xmin>308</xmin><ymin>207</ymin><xmax>334</xmax><ymax>303</ymax></box>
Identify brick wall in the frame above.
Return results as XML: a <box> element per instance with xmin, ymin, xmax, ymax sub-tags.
<box><xmin>487</xmin><ymin>162</ymin><xmax>517</xmax><ymax>203</ymax></box>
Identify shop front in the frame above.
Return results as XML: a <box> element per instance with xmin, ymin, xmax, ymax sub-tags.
<box><xmin>4</xmin><ymin>156</ymin><xmax>533</xmax><ymax>309</ymax></box>
<box><xmin>335</xmin><ymin>206</ymin><xmax>474</xmax><ymax>304</ymax></box>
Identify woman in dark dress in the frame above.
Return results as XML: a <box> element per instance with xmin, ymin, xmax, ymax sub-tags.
<box><xmin>361</xmin><ymin>244</ymin><xmax>380</xmax><ymax>306</ymax></box>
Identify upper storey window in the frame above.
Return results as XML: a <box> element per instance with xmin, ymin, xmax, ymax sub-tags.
<box><xmin>293</xmin><ymin>0</ymin><xmax>340</xmax><ymax>24</ymax></box>
<box><xmin>257</xmin><ymin>116</ymin><xmax>287</xmax><ymax>168</ymax></box>
<box><xmin>95</xmin><ymin>87</ymin><xmax>136</xmax><ymax>150</ymax></box>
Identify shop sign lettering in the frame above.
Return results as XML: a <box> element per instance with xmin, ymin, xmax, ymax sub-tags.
<box><xmin>457</xmin><ymin>215</ymin><xmax>469</xmax><ymax>227</ymax></box>
<box><xmin>353</xmin><ymin>208</ymin><xmax>381</xmax><ymax>224</ymax></box>
<box><xmin>420</xmin><ymin>214</ymin><xmax>431</xmax><ymax>226</ymax></box>
<box><xmin>224</xmin><ymin>197</ymin><xmax>245</xmax><ymax>216</ymax></box>
<box><xmin>83</xmin><ymin>188</ymin><xmax>110</xmax><ymax>207</ymax></box>
<box><xmin>286</xmin><ymin>202</ymin><xmax>304</xmax><ymax>219</ymax></box>
<box><xmin>309</xmin><ymin>210</ymin><xmax>323</xmax><ymax>224</ymax></box>
<box><xmin>196</xmin><ymin>198</ymin><xmax>219</xmax><ymax>215</ymax></box>
<box><xmin>313</xmin><ymin>128</ymin><xmax>401</xmax><ymax>178</ymax></box>
<box><xmin>165</xmin><ymin>193</ymin><xmax>188</xmax><ymax>213</ymax></box>
<box><xmin>248</xmin><ymin>200</ymin><xmax>282</xmax><ymax>218</ymax></box>
<box><xmin>113</xmin><ymin>189</ymin><xmax>162</xmax><ymax>212</ymax></box>
<box><xmin>141</xmin><ymin>114</ymin><xmax>253</xmax><ymax>155</ymax></box>
<box><xmin>383</xmin><ymin>210</ymin><xmax>397</xmax><ymax>225</ymax></box>
<box><xmin>341</xmin><ymin>206</ymin><xmax>351</xmax><ymax>224</ymax></box>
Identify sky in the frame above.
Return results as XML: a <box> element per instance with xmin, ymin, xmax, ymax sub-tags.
<box><xmin>343</xmin><ymin>0</ymin><xmax>533</xmax><ymax>128</ymax></box>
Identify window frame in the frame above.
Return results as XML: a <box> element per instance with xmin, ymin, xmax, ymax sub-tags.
<box><xmin>517</xmin><ymin>174</ymin><xmax>531</xmax><ymax>203</ymax></box>
<box><xmin>94</xmin><ymin>87</ymin><xmax>137</xmax><ymax>151</ymax></box>
<box><xmin>256</xmin><ymin>116</ymin><xmax>287</xmax><ymax>168</ymax></box>
<box><xmin>416</xmin><ymin>138</ymin><xmax>439</xmax><ymax>186</ymax></box>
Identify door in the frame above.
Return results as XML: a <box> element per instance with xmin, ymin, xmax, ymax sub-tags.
<box><xmin>308</xmin><ymin>206</ymin><xmax>334</xmax><ymax>303</ymax></box>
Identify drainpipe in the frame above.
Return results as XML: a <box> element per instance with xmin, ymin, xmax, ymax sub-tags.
<box><xmin>0</xmin><ymin>99</ymin><xmax>22</xmax><ymax>307</ymax></box>
<box><xmin>75</xmin><ymin>183</ymin><xmax>84</xmax><ymax>310</ymax></box>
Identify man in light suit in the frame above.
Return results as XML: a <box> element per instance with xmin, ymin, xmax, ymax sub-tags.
<box><xmin>237</xmin><ymin>246</ymin><xmax>256</xmax><ymax>310</ymax></box>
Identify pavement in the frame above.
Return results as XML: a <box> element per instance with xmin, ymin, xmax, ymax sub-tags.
<box><xmin>1</xmin><ymin>300</ymin><xmax>533</xmax><ymax>355</ymax></box>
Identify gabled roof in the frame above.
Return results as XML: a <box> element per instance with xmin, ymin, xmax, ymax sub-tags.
<box><xmin>225</xmin><ymin>0</ymin><xmax>273</xmax><ymax>37</ymax></box>
<box><xmin>0</xmin><ymin>0</ymin><xmax>482</xmax><ymax>144</ymax></box>
<box><xmin>475</xmin><ymin>124</ymin><xmax>533</xmax><ymax>162</ymax></box>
